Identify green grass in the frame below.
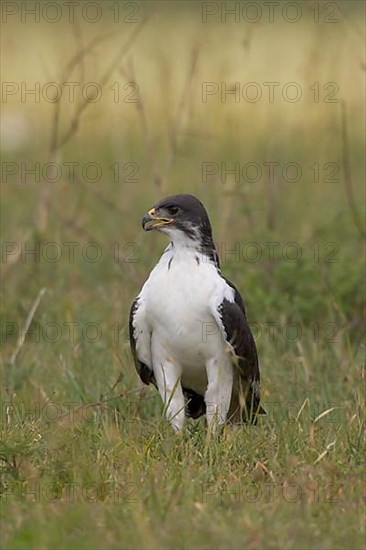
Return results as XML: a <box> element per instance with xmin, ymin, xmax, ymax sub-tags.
<box><xmin>1</xmin><ymin>2</ymin><xmax>365</xmax><ymax>548</ymax></box>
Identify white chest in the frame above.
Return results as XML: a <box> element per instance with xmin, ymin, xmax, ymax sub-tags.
<box><xmin>144</xmin><ymin>250</ymin><xmax>216</xmax><ymax>322</ymax></box>
<box><xmin>140</xmin><ymin>249</ymin><xmax>225</xmax><ymax>368</ymax></box>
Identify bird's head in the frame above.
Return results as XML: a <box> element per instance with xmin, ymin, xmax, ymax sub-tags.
<box><xmin>142</xmin><ymin>194</ymin><xmax>213</xmax><ymax>248</ymax></box>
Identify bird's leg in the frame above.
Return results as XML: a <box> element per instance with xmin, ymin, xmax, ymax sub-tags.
<box><xmin>204</xmin><ymin>355</ymin><xmax>233</xmax><ymax>430</ymax></box>
<box><xmin>153</xmin><ymin>360</ymin><xmax>185</xmax><ymax>432</ymax></box>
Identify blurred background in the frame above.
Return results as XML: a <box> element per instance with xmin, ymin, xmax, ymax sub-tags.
<box><xmin>1</xmin><ymin>0</ymin><xmax>365</xmax><ymax>400</ymax></box>
<box><xmin>1</xmin><ymin>1</ymin><xmax>365</xmax><ymax>547</ymax></box>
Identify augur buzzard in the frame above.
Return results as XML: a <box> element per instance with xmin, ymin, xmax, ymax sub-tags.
<box><xmin>129</xmin><ymin>194</ymin><xmax>264</xmax><ymax>431</ymax></box>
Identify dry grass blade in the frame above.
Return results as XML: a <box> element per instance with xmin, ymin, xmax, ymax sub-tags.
<box><xmin>120</xmin><ymin>58</ymin><xmax>163</xmax><ymax>194</ymax></box>
<box><xmin>164</xmin><ymin>43</ymin><xmax>201</xmax><ymax>191</ymax></box>
<box><xmin>10</xmin><ymin>288</ymin><xmax>47</xmax><ymax>365</ymax></box>
<box><xmin>169</xmin><ymin>43</ymin><xmax>200</xmax><ymax>154</ymax></box>
<box><xmin>57</xmin><ymin>18</ymin><xmax>150</xmax><ymax>151</ymax></box>
<box><xmin>313</xmin><ymin>440</ymin><xmax>336</xmax><ymax>465</ymax></box>
<box><xmin>313</xmin><ymin>407</ymin><xmax>339</xmax><ymax>424</ymax></box>
<box><xmin>38</xmin><ymin>19</ymin><xmax>150</xmax><ymax>235</ymax></box>
<box><xmin>49</xmin><ymin>28</ymin><xmax>124</xmax><ymax>156</ymax></box>
<box><xmin>340</xmin><ymin>101</ymin><xmax>365</xmax><ymax>238</ymax></box>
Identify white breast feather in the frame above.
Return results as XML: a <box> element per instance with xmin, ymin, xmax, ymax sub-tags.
<box><xmin>133</xmin><ymin>245</ymin><xmax>235</xmax><ymax>394</ymax></box>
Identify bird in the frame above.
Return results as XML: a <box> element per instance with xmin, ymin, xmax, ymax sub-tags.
<box><xmin>129</xmin><ymin>194</ymin><xmax>264</xmax><ymax>431</ymax></box>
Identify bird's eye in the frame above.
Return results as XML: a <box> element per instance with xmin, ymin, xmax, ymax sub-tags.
<box><xmin>168</xmin><ymin>206</ymin><xmax>180</xmax><ymax>215</ymax></box>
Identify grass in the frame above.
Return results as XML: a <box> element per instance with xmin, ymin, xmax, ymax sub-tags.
<box><xmin>1</xmin><ymin>1</ymin><xmax>365</xmax><ymax>549</ymax></box>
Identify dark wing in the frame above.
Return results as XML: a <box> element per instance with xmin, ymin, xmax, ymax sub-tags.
<box><xmin>218</xmin><ymin>279</ymin><xmax>265</xmax><ymax>422</ymax></box>
<box><xmin>129</xmin><ymin>298</ymin><xmax>156</xmax><ymax>387</ymax></box>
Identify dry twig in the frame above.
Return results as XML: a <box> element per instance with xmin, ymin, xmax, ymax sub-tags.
<box><xmin>340</xmin><ymin>101</ymin><xmax>365</xmax><ymax>238</ymax></box>
<box><xmin>10</xmin><ymin>288</ymin><xmax>47</xmax><ymax>365</ymax></box>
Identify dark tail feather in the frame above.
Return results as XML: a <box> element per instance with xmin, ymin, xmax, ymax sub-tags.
<box><xmin>183</xmin><ymin>388</ymin><xmax>206</xmax><ymax>419</ymax></box>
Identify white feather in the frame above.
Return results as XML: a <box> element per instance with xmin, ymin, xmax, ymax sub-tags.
<box><xmin>133</xmin><ymin>236</ymin><xmax>236</xmax><ymax>430</ymax></box>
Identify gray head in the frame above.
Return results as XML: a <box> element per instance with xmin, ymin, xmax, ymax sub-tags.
<box><xmin>141</xmin><ymin>194</ymin><xmax>214</xmax><ymax>246</ymax></box>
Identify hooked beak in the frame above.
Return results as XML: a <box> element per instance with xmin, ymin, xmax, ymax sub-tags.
<box><xmin>142</xmin><ymin>208</ymin><xmax>173</xmax><ymax>231</ymax></box>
